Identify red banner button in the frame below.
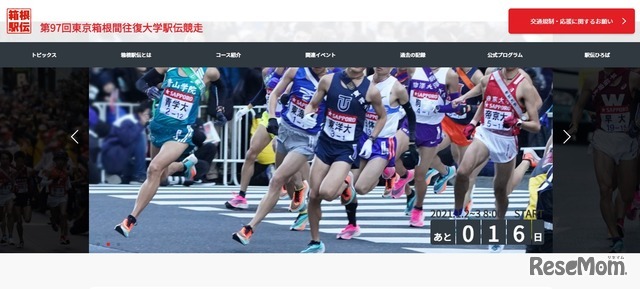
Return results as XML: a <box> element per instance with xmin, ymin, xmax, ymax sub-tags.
<box><xmin>509</xmin><ymin>8</ymin><xmax>635</xmax><ymax>34</ymax></box>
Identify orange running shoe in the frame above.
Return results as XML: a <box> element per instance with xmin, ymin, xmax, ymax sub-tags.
<box><xmin>522</xmin><ymin>148</ymin><xmax>541</xmax><ymax>168</ymax></box>
<box><xmin>383</xmin><ymin>173</ymin><xmax>398</xmax><ymax>198</ymax></box>
<box><xmin>341</xmin><ymin>172</ymin><xmax>356</xmax><ymax>206</ymax></box>
<box><xmin>114</xmin><ymin>215</ymin><xmax>136</xmax><ymax>238</ymax></box>
<box><xmin>289</xmin><ymin>181</ymin><xmax>309</xmax><ymax>212</ymax></box>
<box><xmin>232</xmin><ymin>225</ymin><xmax>254</xmax><ymax>245</ymax></box>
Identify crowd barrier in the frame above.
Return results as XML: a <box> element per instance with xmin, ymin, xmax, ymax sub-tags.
<box><xmin>92</xmin><ymin>102</ymin><xmax>552</xmax><ymax>186</ymax></box>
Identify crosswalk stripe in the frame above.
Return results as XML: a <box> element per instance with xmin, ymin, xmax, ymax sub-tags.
<box><xmin>178</xmin><ymin>206</ymin><xmax>225</xmax><ymax>211</ymax></box>
<box><xmin>357</xmin><ymin>237</ymin><xmax>430</xmax><ymax>244</ymax></box>
<box><xmin>320</xmin><ymin>228</ymin><xmax>427</xmax><ymax>234</ymax></box>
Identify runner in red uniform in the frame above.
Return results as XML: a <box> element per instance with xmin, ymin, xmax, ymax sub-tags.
<box><xmin>453</xmin><ymin>67</ymin><xmax>542</xmax><ymax>253</ymax></box>
<box><xmin>568</xmin><ymin>68</ymin><xmax>640</xmax><ymax>252</ymax></box>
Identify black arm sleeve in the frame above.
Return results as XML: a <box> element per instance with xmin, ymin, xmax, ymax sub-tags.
<box><xmin>401</xmin><ymin>102</ymin><xmax>417</xmax><ymax>141</ymax></box>
<box><xmin>206</xmin><ymin>82</ymin><xmax>220</xmax><ymax>118</ymax></box>
<box><xmin>249</xmin><ymin>86</ymin><xmax>267</xmax><ymax>106</ymax></box>
<box><xmin>135</xmin><ymin>68</ymin><xmax>164</xmax><ymax>92</ymax></box>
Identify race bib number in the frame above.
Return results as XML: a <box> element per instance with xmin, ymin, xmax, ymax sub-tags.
<box><xmin>363</xmin><ymin>110</ymin><xmax>377</xmax><ymax>136</ymax></box>
<box><xmin>286</xmin><ymin>96</ymin><xmax>308</xmax><ymax>128</ymax></box>
<box><xmin>483</xmin><ymin>108</ymin><xmax>511</xmax><ymax>131</ymax></box>
<box><xmin>411</xmin><ymin>89</ymin><xmax>439</xmax><ymax>116</ymax></box>
<box><xmin>324</xmin><ymin>109</ymin><xmax>357</xmax><ymax>141</ymax></box>
<box><xmin>160</xmin><ymin>87</ymin><xmax>195</xmax><ymax>121</ymax></box>
<box><xmin>600</xmin><ymin>112</ymin><xmax>630</xmax><ymax>132</ymax></box>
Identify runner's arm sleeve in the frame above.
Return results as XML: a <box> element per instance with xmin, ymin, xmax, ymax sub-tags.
<box><xmin>402</xmin><ymin>102</ymin><xmax>417</xmax><ymax>141</ymax></box>
<box><xmin>135</xmin><ymin>69</ymin><xmax>164</xmax><ymax>93</ymax></box>
<box><xmin>249</xmin><ymin>87</ymin><xmax>267</xmax><ymax>107</ymax></box>
<box><xmin>206</xmin><ymin>80</ymin><xmax>229</xmax><ymax>121</ymax></box>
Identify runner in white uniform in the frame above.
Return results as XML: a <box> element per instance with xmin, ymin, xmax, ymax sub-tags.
<box><xmin>393</xmin><ymin>67</ymin><xmax>459</xmax><ymax>228</ymax></box>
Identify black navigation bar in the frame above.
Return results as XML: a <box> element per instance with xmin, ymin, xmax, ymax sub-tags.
<box><xmin>2</xmin><ymin>42</ymin><xmax>639</xmax><ymax>67</ymax></box>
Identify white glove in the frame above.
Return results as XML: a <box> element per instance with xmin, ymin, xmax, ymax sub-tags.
<box><xmin>418</xmin><ymin>102</ymin><xmax>436</xmax><ymax>116</ymax></box>
<box><xmin>235</xmin><ymin>107</ymin><xmax>251</xmax><ymax>121</ymax></box>
<box><xmin>301</xmin><ymin>113</ymin><xmax>317</xmax><ymax>129</ymax></box>
<box><xmin>359</xmin><ymin>138</ymin><xmax>373</xmax><ymax>159</ymax></box>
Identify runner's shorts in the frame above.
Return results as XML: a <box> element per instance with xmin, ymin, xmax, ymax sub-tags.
<box><xmin>588</xmin><ymin>129</ymin><xmax>638</xmax><ymax>164</ymax></box>
<box><xmin>275</xmin><ymin>121</ymin><xmax>317</xmax><ymax>161</ymax></box>
<box><xmin>149</xmin><ymin>120</ymin><xmax>195</xmax><ymax>152</ymax></box>
<box><xmin>358</xmin><ymin>134</ymin><xmax>397</xmax><ymax>167</ymax></box>
<box><xmin>474</xmin><ymin>126</ymin><xmax>518</xmax><ymax>164</ymax></box>
<box><xmin>442</xmin><ymin>116</ymin><xmax>472</xmax><ymax>146</ymax></box>
<box><xmin>416</xmin><ymin>123</ymin><xmax>443</xmax><ymax>148</ymax></box>
<box><xmin>14</xmin><ymin>193</ymin><xmax>30</xmax><ymax>207</ymax></box>
<box><xmin>399</xmin><ymin>116</ymin><xmax>409</xmax><ymax>136</ymax></box>
<box><xmin>315</xmin><ymin>136</ymin><xmax>358</xmax><ymax>166</ymax></box>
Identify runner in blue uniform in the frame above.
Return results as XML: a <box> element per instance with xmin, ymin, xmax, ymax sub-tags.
<box><xmin>115</xmin><ymin>67</ymin><xmax>220</xmax><ymax>238</ymax></box>
<box><xmin>232</xmin><ymin>67</ymin><xmax>330</xmax><ymax>245</ymax></box>
<box><xmin>337</xmin><ymin>67</ymin><xmax>416</xmax><ymax>240</ymax></box>
<box><xmin>299</xmin><ymin>67</ymin><xmax>387</xmax><ymax>253</ymax></box>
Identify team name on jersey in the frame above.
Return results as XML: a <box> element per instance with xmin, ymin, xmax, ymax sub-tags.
<box><xmin>165</xmin><ymin>79</ymin><xmax>199</xmax><ymax>95</ymax></box>
<box><xmin>601</xmin><ymin>93</ymin><xmax>626</xmax><ymax>107</ymax></box>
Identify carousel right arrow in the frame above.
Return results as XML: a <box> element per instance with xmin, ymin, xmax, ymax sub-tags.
<box><xmin>563</xmin><ymin>130</ymin><xmax>571</xmax><ymax>144</ymax></box>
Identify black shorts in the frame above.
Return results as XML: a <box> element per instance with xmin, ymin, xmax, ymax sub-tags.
<box><xmin>315</xmin><ymin>136</ymin><xmax>358</xmax><ymax>166</ymax></box>
<box><xmin>14</xmin><ymin>194</ymin><xmax>30</xmax><ymax>207</ymax></box>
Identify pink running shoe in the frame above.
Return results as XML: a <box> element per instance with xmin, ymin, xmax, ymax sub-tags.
<box><xmin>391</xmin><ymin>169</ymin><xmax>414</xmax><ymax>199</ymax></box>
<box><xmin>225</xmin><ymin>194</ymin><xmax>248</xmax><ymax>210</ymax></box>
<box><xmin>336</xmin><ymin>224</ymin><xmax>361</xmax><ymax>240</ymax></box>
<box><xmin>409</xmin><ymin>208</ymin><xmax>424</xmax><ymax>227</ymax></box>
